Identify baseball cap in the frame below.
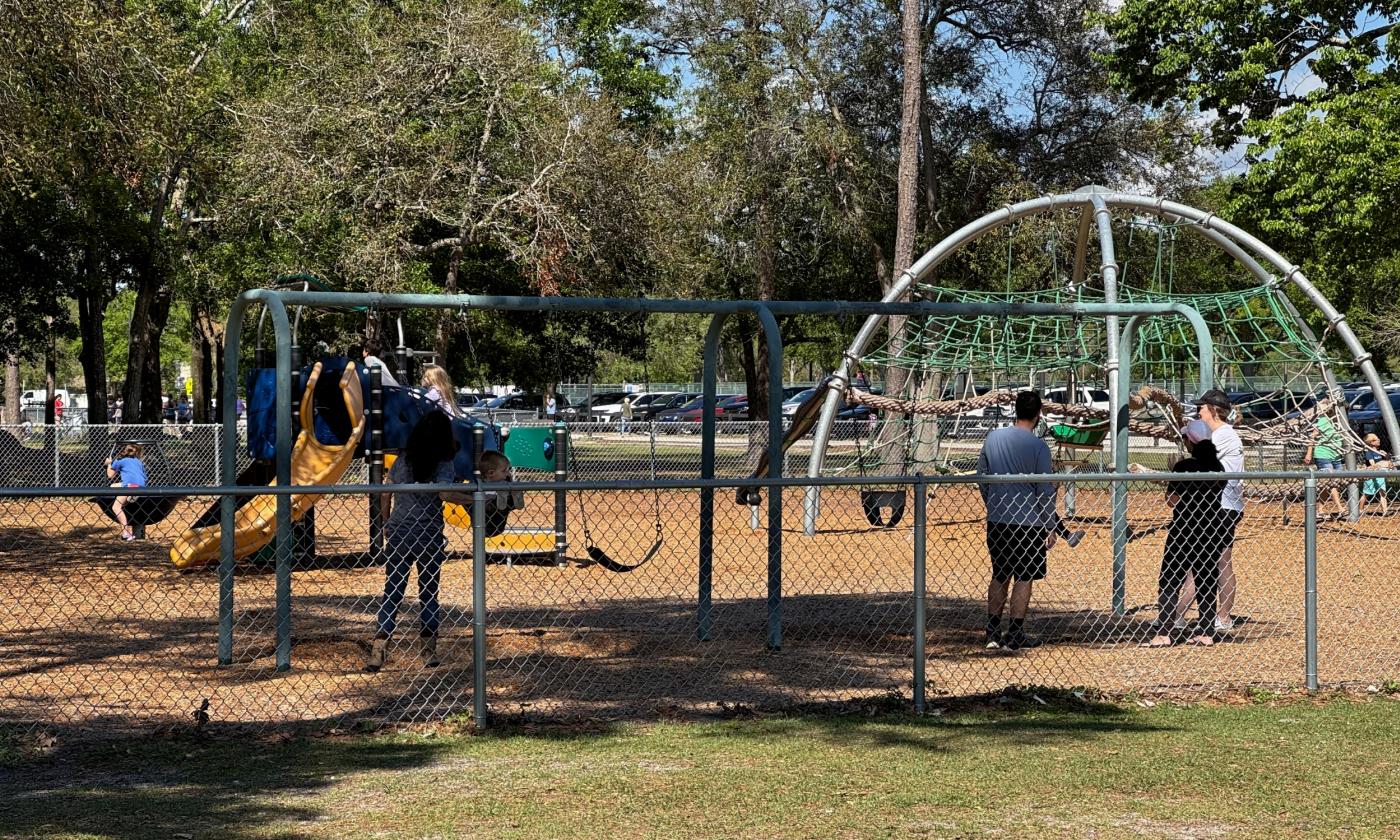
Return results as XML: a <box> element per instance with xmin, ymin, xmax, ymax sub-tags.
<box><xmin>1182</xmin><ymin>420</ymin><xmax>1211</xmax><ymax>444</ymax></box>
<box><xmin>1192</xmin><ymin>389</ymin><xmax>1233</xmax><ymax>413</ymax></box>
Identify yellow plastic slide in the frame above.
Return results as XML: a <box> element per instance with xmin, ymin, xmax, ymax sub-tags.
<box><xmin>169</xmin><ymin>362</ymin><xmax>366</xmax><ymax>569</ymax></box>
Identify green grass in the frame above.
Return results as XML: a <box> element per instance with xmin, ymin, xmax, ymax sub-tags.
<box><xmin>2</xmin><ymin>694</ymin><xmax>1397</xmax><ymax>839</ymax></box>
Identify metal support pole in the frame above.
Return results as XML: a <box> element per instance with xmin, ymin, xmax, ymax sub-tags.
<box><xmin>472</xmin><ymin>488</ymin><xmax>489</xmax><ymax>727</ymax></box>
<box><xmin>219</xmin><ymin>297</ymin><xmax>291</xmax><ymax>666</ymax></box>
<box><xmin>274</xmin><ymin>344</ymin><xmax>300</xmax><ymax>672</ymax></box>
<box><xmin>52</xmin><ymin>425</ymin><xmax>60</xmax><ymax>486</ymax></box>
<box><xmin>395</xmin><ymin>315</ymin><xmax>410</xmax><ymax>385</ymax></box>
<box><xmin>758</xmin><ymin>304</ymin><xmax>785</xmax><ymax>651</ymax></box>
<box><xmin>553</xmin><ymin>422</ymin><xmax>568</xmax><ymax>567</ymax></box>
<box><xmin>749</xmin><ymin>503</ymin><xmax>760</xmax><ymax>531</ymax></box>
<box><xmin>1345</xmin><ymin>450</ymin><xmax>1360</xmax><ymax>522</ymax></box>
<box><xmin>912</xmin><ymin>474</ymin><xmax>927</xmax><ymax>713</ymax></box>
<box><xmin>697</xmin><ymin>316</ymin><xmax>724</xmax><ymax>641</ymax></box>
<box><xmin>1304</xmin><ymin>473</ymin><xmax>1319</xmax><ymax>692</ymax></box>
<box><xmin>368</xmin><ymin>364</ymin><xmax>385</xmax><ymax>562</ymax></box>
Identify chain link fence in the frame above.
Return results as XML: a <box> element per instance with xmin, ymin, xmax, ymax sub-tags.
<box><xmin>3</xmin><ymin>465</ymin><xmax>1398</xmax><ymax>736</ymax></box>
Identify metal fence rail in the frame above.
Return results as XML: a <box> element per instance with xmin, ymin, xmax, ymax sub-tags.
<box><xmin>2</xmin><ymin>468</ymin><xmax>1398</xmax><ymax>735</ymax></box>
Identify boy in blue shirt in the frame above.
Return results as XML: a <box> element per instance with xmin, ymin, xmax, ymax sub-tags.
<box><xmin>105</xmin><ymin>444</ymin><xmax>148</xmax><ymax>541</ymax></box>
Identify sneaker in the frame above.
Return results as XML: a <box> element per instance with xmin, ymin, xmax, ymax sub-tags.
<box><xmin>984</xmin><ymin>630</ymin><xmax>1001</xmax><ymax>650</ymax></box>
<box><xmin>1172</xmin><ymin>618</ymin><xmax>1189</xmax><ymax>631</ymax></box>
<box><xmin>364</xmin><ymin>637</ymin><xmax>388</xmax><ymax>673</ymax></box>
<box><xmin>1003</xmin><ymin>633</ymin><xmax>1043</xmax><ymax>651</ymax></box>
<box><xmin>1065</xmin><ymin>530</ymin><xmax>1085</xmax><ymax>548</ymax></box>
<box><xmin>1214</xmin><ymin>617</ymin><xmax>1235</xmax><ymax>633</ymax></box>
<box><xmin>420</xmin><ymin>634</ymin><xmax>440</xmax><ymax>668</ymax></box>
<box><xmin>120</xmin><ymin>532</ymin><xmax>136</xmax><ymax>542</ymax></box>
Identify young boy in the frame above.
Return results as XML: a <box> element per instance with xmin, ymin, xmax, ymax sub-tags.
<box><xmin>477</xmin><ymin>449</ymin><xmax>522</xmax><ymax>530</ymax></box>
<box><xmin>1361</xmin><ymin>433</ymin><xmax>1391</xmax><ymax>516</ymax></box>
<box><xmin>105</xmin><ymin>444</ymin><xmax>148</xmax><ymax>541</ymax></box>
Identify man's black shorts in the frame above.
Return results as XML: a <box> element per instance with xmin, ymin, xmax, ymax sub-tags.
<box><xmin>1220</xmin><ymin>509</ymin><xmax>1242</xmax><ymax>543</ymax></box>
<box><xmin>986</xmin><ymin>522</ymin><xmax>1049</xmax><ymax>583</ymax></box>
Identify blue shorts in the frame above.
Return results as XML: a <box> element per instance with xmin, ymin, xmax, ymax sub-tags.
<box><xmin>1314</xmin><ymin>458</ymin><xmax>1341</xmax><ymax>471</ymax></box>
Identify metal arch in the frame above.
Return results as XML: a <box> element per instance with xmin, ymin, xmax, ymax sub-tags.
<box><xmin>803</xmin><ymin>191</ymin><xmax>1400</xmax><ymax>503</ymax></box>
<box><xmin>1104</xmin><ymin>194</ymin><xmax>1400</xmax><ymax>454</ymax></box>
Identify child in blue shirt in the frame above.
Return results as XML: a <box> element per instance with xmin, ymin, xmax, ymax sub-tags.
<box><xmin>105</xmin><ymin>444</ymin><xmax>148</xmax><ymax>541</ymax></box>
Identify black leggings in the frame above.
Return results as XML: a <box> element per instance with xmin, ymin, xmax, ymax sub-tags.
<box><xmin>1156</xmin><ymin>515</ymin><xmax>1224</xmax><ymax>630</ymax></box>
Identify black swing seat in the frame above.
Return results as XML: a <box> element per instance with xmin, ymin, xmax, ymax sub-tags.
<box><xmin>860</xmin><ymin>489</ymin><xmax>906</xmax><ymax>528</ymax></box>
<box><xmin>89</xmin><ymin>494</ymin><xmax>180</xmax><ymax>538</ymax></box>
<box><xmin>586</xmin><ymin>538</ymin><xmax>663</xmax><ymax>573</ymax></box>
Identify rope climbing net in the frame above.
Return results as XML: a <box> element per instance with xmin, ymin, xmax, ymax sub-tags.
<box><xmin>843</xmin><ymin>214</ymin><xmax>1368</xmax><ymax>476</ymax></box>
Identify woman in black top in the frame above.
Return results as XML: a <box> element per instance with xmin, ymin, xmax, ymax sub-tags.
<box><xmin>1146</xmin><ymin>437</ymin><xmax>1227</xmax><ymax>647</ymax></box>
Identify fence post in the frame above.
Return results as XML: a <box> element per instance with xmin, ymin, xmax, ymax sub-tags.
<box><xmin>913</xmin><ymin>474</ymin><xmax>927</xmax><ymax>713</ymax></box>
<box><xmin>213</xmin><ymin>424</ymin><xmax>222</xmax><ymax>487</ymax></box>
<box><xmin>553</xmin><ymin>422</ymin><xmax>568</xmax><ymax>567</ymax></box>
<box><xmin>1304</xmin><ymin>473</ymin><xmax>1319</xmax><ymax>692</ymax></box>
<box><xmin>472</xmin><ymin>487</ymin><xmax>490</xmax><ymax>727</ymax></box>
<box><xmin>368</xmin><ymin>364</ymin><xmax>384</xmax><ymax>563</ymax></box>
<box><xmin>52</xmin><ymin>425</ymin><xmax>60</xmax><ymax>486</ymax></box>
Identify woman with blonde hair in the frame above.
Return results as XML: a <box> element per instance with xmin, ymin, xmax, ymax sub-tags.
<box><xmin>420</xmin><ymin>365</ymin><xmax>460</xmax><ymax>417</ymax></box>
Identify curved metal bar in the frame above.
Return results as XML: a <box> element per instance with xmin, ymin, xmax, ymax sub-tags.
<box><xmin>218</xmin><ymin>289</ymin><xmax>294</xmax><ymax>668</ymax></box>
<box><xmin>802</xmin><ymin>193</ymin><xmax>1102</xmax><ymax>531</ymax></box>
<box><xmin>1108</xmin><ymin>194</ymin><xmax>1400</xmax><ymax>455</ymax></box>
<box><xmin>802</xmin><ymin>190</ymin><xmax>1400</xmax><ymax>532</ymax></box>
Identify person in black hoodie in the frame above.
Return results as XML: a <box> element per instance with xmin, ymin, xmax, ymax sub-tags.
<box><xmin>1145</xmin><ymin>425</ymin><xmax>1227</xmax><ymax>647</ymax></box>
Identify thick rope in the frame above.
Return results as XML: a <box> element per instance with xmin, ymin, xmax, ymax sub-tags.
<box><xmin>844</xmin><ymin>385</ymin><xmax>1350</xmax><ymax>448</ymax></box>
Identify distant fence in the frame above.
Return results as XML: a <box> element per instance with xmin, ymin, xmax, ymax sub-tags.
<box><xmin>1</xmin><ymin>469</ymin><xmax>1397</xmax><ymax>736</ymax></box>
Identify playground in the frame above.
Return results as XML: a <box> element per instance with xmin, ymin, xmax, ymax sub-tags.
<box><xmin>3</xmin><ymin>475</ymin><xmax>1400</xmax><ymax>731</ymax></box>
<box><xmin>4</xmin><ymin>190</ymin><xmax>1400</xmax><ymax>734</ymax></box>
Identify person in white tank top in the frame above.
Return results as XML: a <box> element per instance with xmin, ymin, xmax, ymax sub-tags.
<box><xmin>1179</xmin><ymin>390</ymin><xmax>1245</xmax><ymax>633</ymax></box>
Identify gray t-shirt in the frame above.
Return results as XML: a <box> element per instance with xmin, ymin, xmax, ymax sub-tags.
<box><xmin>977</xmin><ymin>425</ymin><xmax>1057</xmax><ymax>528</ymax></box>
<box><xmin>387</xmin><ymin>457</ymin><xmax>456</xmax><ymax>545</ymax></box>
<box><xmin>363</xmin><ymin>355</ymin><xmax>400</xmax><ymax>387</ymax></box>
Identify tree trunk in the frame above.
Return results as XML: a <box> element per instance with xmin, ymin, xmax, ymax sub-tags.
<box><xmin>123</xmin><ymin>268</ymin><xmax>174</xmax><ymax>423</ymax></box>
<box><xmin>919</xmin><ymin>98</ymin><xmax>939</xmax><ymax>237</ymax></box>
<box><xmin>435</xmin><ymin>237</ymin><xmax>465</xmax><ymax>360</ymax></box>
<box><xmin>44</xmin><ymin>318</ymin><xmax>56</xmax><ymax>425</ymax></box>
<box><xmin>3</xmin><ymin>353</ymin><xmax>19</xmax><ymax>424</ymax></box>
<box><xmin>76</xmin><ymin>252</ymin><xmax>109</xmax><ymax>426</ymax></box>
<box><xmin>876</xmin><ymin>0</ymin><xmax>922</xmax><ymax>464</ymax></box>
<box><xmin>191</xmin><ymin>300</ymin><xmax>218</xmax><ymax>424</ymax></box>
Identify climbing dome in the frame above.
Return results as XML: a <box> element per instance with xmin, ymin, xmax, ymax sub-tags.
<box><xmin>806</xmin><ymin>190</ymin><xmax>1400</xmax><ymax>483</ymax></box>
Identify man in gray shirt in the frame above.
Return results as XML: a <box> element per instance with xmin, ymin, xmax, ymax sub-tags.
<box><xmin>977</xmin><ymin>390</ymin><xmax>1058</xmax><ymax>650</ymax></box>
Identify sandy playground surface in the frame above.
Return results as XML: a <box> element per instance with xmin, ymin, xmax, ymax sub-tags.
<box><xmin>2</xmin><ymin>483</ymin><xmax>1398</xmax><ymax>731</ymax></box>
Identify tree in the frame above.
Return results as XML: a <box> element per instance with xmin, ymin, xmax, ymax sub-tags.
<box><xmin>1104</xmin><ymin>2</ymin><xmax>1400</xmax><ymax>363</ymax></box>
<box><xmin>1102</xmin><ymin>0</ymin><xmax>1400</xmax><ymax>150</ymax></box>
<box><xmin>0</xmin><ymin>1</ymin><xmax>255</xmax><ymax>422</ymax></box>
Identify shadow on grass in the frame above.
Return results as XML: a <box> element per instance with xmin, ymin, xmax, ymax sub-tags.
<box><xmin>0</xmin><ymin>727</ymin><xmax>453</xmax><ymax>840</ymax></box>
<box><xmin>0</xmin><ymin>687</ymin><xmax>1169</xmax><ymax>839</ymax></box>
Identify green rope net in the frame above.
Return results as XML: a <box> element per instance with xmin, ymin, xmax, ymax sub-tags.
<box><xmin>861</xmin><ymin>282</ymin><xmax>1329</xmax><ymax>380</ymax></box>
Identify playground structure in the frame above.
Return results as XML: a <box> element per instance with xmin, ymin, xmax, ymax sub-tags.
<box><xmin>802</xmin><ymin>190</ymin><xmax>1400</xmax><ymax>612</ymax></box>
<box><xmin>214</xmin><ymin>284</ymin><xmax>1230</xmax><ymax>678</ymax></box>
<box><xmin>10</xmin><ymin>187</ymin><xmax>1383</xmax><ymax>722</ymax></box>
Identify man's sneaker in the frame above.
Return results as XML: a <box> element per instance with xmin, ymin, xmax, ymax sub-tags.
<box><xmin>1065</xmin><ymin>529</ymin><xmax>1086</xmax><ymax>548</ymax></box>
<box><xmin>1002</xmin><ymin>633</ymin><xmax>1043</xmax><ymax>651</ymax></box>
<box><xmin>1214</xmin><ymin>616</ymin><xmax>1235</xmax><ymax>633</ymax></box>
<box><xmin>984</xmin><ymin>630</ymin><xmax>1001</xmax><ymax>650</ymax></box>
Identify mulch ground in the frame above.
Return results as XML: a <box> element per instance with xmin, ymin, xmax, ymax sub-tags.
<box><xmin>2</xmin><ymin>483</ymin><xmax>1399</xmax><ymax>732</ymax></box>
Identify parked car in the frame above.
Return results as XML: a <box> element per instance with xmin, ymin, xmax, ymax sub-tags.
<box><xmin>637</xmin><ymin>392</ymin><xmax>701</xmax><ymax>421</ymax></box>
<box><xmin>1348</xmin><ymin>386</ymin><xmax>1400</xmax><ymax>413</ymax></box>
<box><xmin>781</xmin><ymin>388</ymin><xmax>818</xmax><ymax>418</ymax></box>
<box><xmin>1349</xmin><ymin>391</ymin><xmax>1400</xmax><ymax>448</ymax></box>
<box><xmin>1043</xmin><ymin>387</ymin><xmax>1112</xmax><ymax>416</ymax></box>
<box><xmin>593</xmin><ymin>391</ymin><xmax>676</xmax><ymax>422</ymax></box>
<box><xmin>470</xmin><ymin>392</ymin><xmax>570</xmax><ymax>418</ymax></box>
<box><xmin>562</xmin><ymin>391</ymin><xmax>629</xmax><ymax>420</ymax></box>
<box><xmin>655</xmin><ymin>396</ymin><xmax>738</xmax><ymax>432</ymax></box>
<box><xmin>454</xmin><ymin>391</ymin><xmax>494</xmax><ymax>410</ymax></box>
